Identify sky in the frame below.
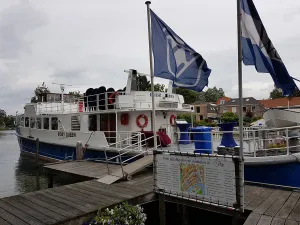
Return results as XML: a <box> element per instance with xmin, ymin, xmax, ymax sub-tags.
<box><xmin>0</xmin><ymin>0</ymin><xmax>300</xmax><ymax>115</ymax></box>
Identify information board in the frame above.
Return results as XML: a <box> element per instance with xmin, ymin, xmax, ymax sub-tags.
<box><xmin>154</xmin><ymin>153</ymin><xmax>238</xmax><ymax>207</ymax></box>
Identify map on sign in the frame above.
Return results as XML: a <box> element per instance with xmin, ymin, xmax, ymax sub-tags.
<box><xmin>180</xmin><ymin>163</ymin><xmax>205</xmax><ymax>195</ymax></box>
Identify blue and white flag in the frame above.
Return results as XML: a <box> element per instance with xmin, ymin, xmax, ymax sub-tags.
<box><xmin>150</xmin><ymin>10</ymin><xmax>211</xmax><ymax>92</ymax></box>
<box><xmin>240</xmin><ymin>0</ymin><xmax>297</xmax><ymax>95</ymax></box>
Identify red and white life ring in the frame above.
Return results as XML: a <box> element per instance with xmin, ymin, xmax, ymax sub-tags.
<box><xmin>108</xmin><ymin>92</ymin><xmax>119</xmax><ymax>104</ymax></box>
<box><xmin>136</xmin><ymin>114</ymin><xmax>148</xmax><ymax>129</ymax></box>
<box><xmin>170</xmin><ymin>115</ymin><xmax>176</xmax><ymax>126</ymax></box>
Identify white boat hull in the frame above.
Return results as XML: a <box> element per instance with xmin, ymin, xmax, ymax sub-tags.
<box><xmin>264</xmin><ymin>108</ymin><xmax>300</xmax><ymax>128</ymax></box>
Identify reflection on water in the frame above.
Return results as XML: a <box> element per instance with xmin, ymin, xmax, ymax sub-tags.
<box><xmin>0</xmin><ymin>131</ymin><xmax>49</xmax><ymax>198</ymax></box>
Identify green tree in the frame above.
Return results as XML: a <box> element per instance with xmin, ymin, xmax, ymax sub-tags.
<box><xmin>69</xmin><ymin>90</ymin><xmax>82</xmax><ymax>98</ymax></box>
<box><xmin>269</xmin><ymin>88</ymin><xmax>283</xmax><ymax>99</ymax></box>
<box><xmin>31</xmin><ymin>82</ymin><xmax>50</xmax><ymax>103</ymax></box>
<box><xmin>136</xmin><ymin>75</ymin><xmax>150</xmax><ymax>91</ymax></box>
<box><xmin>204</xmin><ymin>87</ymin><xmax>225</xmax><ymax>102</ymax></box>
<box><xmin>0</xmin><ymin>109</ymin><xmax>6</xmax><ymax>127</ymax></box>
<box><xmin>175</xmin><ymin>88</ymin><xmax>199</xmax><ymax>104</ymax></box>
<box><xmin>221</xmin><ymin>112</ymin><xmax>239</xmax><ymax>123</ymax></box>
<box><xmin>153</xmin><ymin>83</ymin><xmax>165</xmax><ymax>92</ymax></box>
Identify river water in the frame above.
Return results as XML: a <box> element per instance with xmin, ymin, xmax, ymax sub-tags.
<box><xmin>0</xmin><ymin>130</ymin><xmax>49</xmax><ymax>198</ymax></box>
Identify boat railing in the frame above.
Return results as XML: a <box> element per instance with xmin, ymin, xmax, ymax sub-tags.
<box><xmin>103</xmin><ymin>131</ymin><xmax>144</xmax><ymax>150</ymax></box>
<box><xmin>169</xmin><ymin>125</ymin><xmax>300</xmax><ymax>157</ymax></box>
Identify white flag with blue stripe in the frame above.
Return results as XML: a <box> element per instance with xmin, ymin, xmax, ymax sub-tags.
<box><xmin>150</xmin><ymin>10</ymin><xmax>211</xmax><ymax>92</ymax></box>
<box><xmin>240</xmin><ymin>0</ymin><xmax>297</xmax><ymax>95</ymax></box>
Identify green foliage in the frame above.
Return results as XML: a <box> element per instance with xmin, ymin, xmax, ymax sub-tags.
<box><xmin>270</xmin><ymin>87</ymin><xmax>300</xmax><ymax>99</ymax></box>
<box><xmin>177</xmin><ymin>113</ymin><xmax>195</xmax><ymax>123</ymax></box>
<box><xmin>204</xmin><ymin>86</ymin><xmax>225</xmax><ymax>102</ymax></box>
<box><xmin>31</xmin><ymin>82</ymin><xmax>50</xmax><ymax>103</ymax></box>
<box><xmin>0</xmin><ymin>109</ymin><xmax>15</xmax><ymax>129</ymax></box>
<box><xmin>194</xmin><ymin>120</ymin><xmax>217</xmax><ymax>127</ymax></box>
<box><xmin>136</xmin><ymin>75</ymin><xmax>165</xmax><ymax>92</ymax></box>
<box><xmin>176</xmin><ymin>88</ymin><xmax>199</xmax><ymax>104</ymax></box>
<box><xmin>221</xmin><ymin>112</ymin><xmax>239</xmax><ymax>123</ymax></box>
<box><xmin>86</xmin><ymin>202</ymin><xmax>147</xmax><ymax>225</ymax></box>
<box><xmin>69</xmin><ymin>90</ymin><xmax>82</xmax><ymax>97</ymax></box>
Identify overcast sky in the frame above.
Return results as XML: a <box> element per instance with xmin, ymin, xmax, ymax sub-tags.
<box><xmin>0</xmin><ymin>0</ymin><xmax>299</xmax><ymax>115</ymax></box>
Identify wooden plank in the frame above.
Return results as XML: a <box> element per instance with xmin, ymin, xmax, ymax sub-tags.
<box><xmin>276</xmin><ymin>192</ymin><xmax>300</xmax><ymax>219</ymax></box>
<box><xmin>257</xmin><ymin>215</ymin><xmax>273</xmax><ymax>225</ymax></box>
<box><xmin>2</xmin><ymin>197</ymin><xmax>56</xmax><ymax>225</ymax></box>
<box><xmin>288</xmin><ymin>199</ymin><xmax>300</xmax><ymax>222</ymax></box>
<box><xmin>245</xmin><ymin>185</ymin><xmax>259</xmax><ymax>198</ymax></box>
<box><xmin>12</xmin><ymin>196</ymin><xmax>65</xmax><ymax>222</ymax></box>
<box><xmin>245</xmin><ymin>187</ymin><xmax>266</xmax><ymax>207</ymax></box>
<box><xmin>0</xmin><ymin>200</ymin><xmax>45</xmax><ymax>225</ymax></box>
<box><xmin>270</xmin><ymin>217</ymin><xmax>285</xmax><ymax>225</ymax></box>
<box><xmin>254</xmin><ymin>189</ymin><xmax>283</xmax><ymax>214</ymax></box>
<box><xmin>247</xmin><ymin>188</ymin><xmax>274</xmax><ymax>211</ymax></box>
<box><xmin>265</xmin><ymin>191</ymin><xmax>292</xmax><ymax>217</ymax></box>
<box><xmin>285</xmin><ymin>220</ymin><xmax>299</xmax><ymax>225</ymax></box>
<box><xmin>42</xmin><ymin>189</ymin><xmax>97</xmax><ymax>213</ymax></box>
<box><xmin>0</xmin><ymin>207</ymin><xmax>28</xmax><ymax>225</ymax></box>
<box><xmin>35</xmin><ymin>193</ymin><xmax>83</xmax><ymax>217</ymax></box>
<box><xmin>0</xmin><ymin>217</ymin><xmax>11</xmax><ymax>225</ymax></box>
<box><xmin>244</xmin><ymin>213</ymin><xmax>262</xmax><ymax>225</ymax></box>
<box><xmin>21</xmin><ymin>195</ymin><xmax>68</xmax><ymax>220</ymax></box>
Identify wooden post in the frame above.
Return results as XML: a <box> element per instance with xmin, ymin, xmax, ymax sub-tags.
<box><xmin>159</xmin><ymin>194</ymin><xmax>166</xmax><ymax>225</ymax></box>
<box><xmin>76</xmin><ymin>141</ymin><xmax>83</xmax><ymax>160</ymax></box>
<box><xmin>36</xmin><ymin>138</ymin><xmax>39</xmax><ymax>167</ymax></box>
<box><xmin>48</xmin><ymin>174</ymin><xmax>54</xmax><ymax>188</ymax></box>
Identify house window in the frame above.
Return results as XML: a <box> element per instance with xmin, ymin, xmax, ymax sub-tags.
<box><xmin>252</xmin><ymin>106</ymin><xmax>256</xmax><ymax>111</ymax></box>
<box><xmin>220</xmin><ymin>100</ymin><xmax>225</xmax><ymax>105</ymax></box>
<box><xmin>223</xmin><ymin>108</ymin><xmax>228</xmax><ymax>113</ymax></box>
<box><xmin>43</xmin><ymin>118</ymin><xmax>49</xmax><ymax>130</ymax></box>
<box><xmin>30</xmin><ymin>117</ymin><xmax>35</xmax><ymax>128</ymax></box>
<box><xmin>200</xmin><ymin>115</ymin><xmax>203</xmax><ymax>120</ymax></box>
<box><xmin>25</xmin><ymin>117</ymin><xmax>29</xmax><ymax>127</ymax></box>
<box><xmin>36</xmin><ymin>118</ymin><xmax>42</xmax><ymax>129</ymax></box>
<box><xmin>232</xmin><ymin>107</ymin><xmax>237</xmax><ymax>113</ymax></box>
<box><xmin>196</xmin><ymin>107</ymin><xmax>200</xmax><ymax>113</ymax></box>
<box><xmin>51</xmin><ymin>117</ymin><xmax>58</xmax><ymax>130</ymax></box>
<box><xmin>243</xmin><ymin>107</ymin><xmax>246</xmax><ymax>112</ymax></box>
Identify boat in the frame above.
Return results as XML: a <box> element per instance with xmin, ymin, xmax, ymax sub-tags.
<box><xmin>15</xmin><ymin>69</ymin><xmax>194</xmax><ymax>162</ymax></box>
<box><xmin>264</xmin><ymin>107</ymin><xmax>300</xmax><ymax>128</ymax></box>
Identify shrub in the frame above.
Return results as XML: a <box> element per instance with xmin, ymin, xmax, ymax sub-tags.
<box><xmin>84</xmin><ymin>202</ymin><xmax>147</xmax><ymax>225</ymax></box>
<box><xmin>221</xmin><ymin>112</ymin><xmax>239</xmax><ymax>123</ymax></box>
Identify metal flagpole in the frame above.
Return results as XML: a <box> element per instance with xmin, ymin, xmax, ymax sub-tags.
<box><xmin>237</xmin><ymin>0</ymin><xmax>245</xmax><ymax>212</ymax></box>
<box><xmin>145</xmin><ymin>1</ymin><xmax>157</xmax><ymax>150</ymax></box>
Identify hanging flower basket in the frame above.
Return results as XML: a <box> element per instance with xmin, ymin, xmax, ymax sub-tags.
<box><xmin>83</xmin><ymin>202</ymin><xmax>147</xmax><ymax>225</ymax></box>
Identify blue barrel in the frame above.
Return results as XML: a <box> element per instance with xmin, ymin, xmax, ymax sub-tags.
<box><xmin>191</xmin><ymin>126</ymin><xmax>213</xmax><ymax>154</ymax></box>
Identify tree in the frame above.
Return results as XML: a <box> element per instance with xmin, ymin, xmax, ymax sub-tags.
<box><xmin>0</xmin><ymin>109</ymin><xmax>6</xmax><ymax>127</ymax></box>
<box><xmin>69</xmin><ymin>90</ymin><xmax>82</xmax><ymax>98</ymax></box>
<box><xmin>204</xmin><ymin>87</ymin><xmax>225</xmax><ymax>102</ymax></box>
<box><xmin>175</xmin><ymin>88</ymin><xmax>199</xmax><ymax>104</ymax></box>
<box><xmin>153</xmin><ymin>84</ymin><xmax>165</xmax><ymax>92</ymax></box>
<box><xmin>31</xmin><ymin>82</ymin><xmax>50</xmax><ymax>103</ymax></box>
<box><xmin>269</xmin><ymin>88</ymin><xmax>283</xmax><ymax>99</ymax></box>
<box><xmin>197</xmin><ymin>92</ymin><xmax>206</xmax><ymax>102</ymax></box>
<box><xmin>136</xmin><ymin>75</ymin><xmax>150</xmax><ymax>91</ymax></box>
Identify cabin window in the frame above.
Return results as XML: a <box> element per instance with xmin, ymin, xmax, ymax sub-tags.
<box><xmin>20</xmin><ymin>117</ymin><xmax>24</xmax><ymax>127</ymax></box>
<box><xmin>43</xmin><ymin>118</ymin><xmax>49</xmax><ymax>130</ymax></box>
<box><xmin>25</xmin><ymin>117</ymin><xmax>29</xmax><ymax>127</ymax></box>
<box><xmin>51</xmin><ymin>117</ymin><xmax>58</xmax><ymax>130</ymax></box>
<box><xmin>36</xmin><ymin>118</ymin><xmax>42</xmax><ymax>129</ymax></box>
<box><xmin>30</xmin><ymin>117</ymin><xmax>35</xmax><ymax>128</ymax></box>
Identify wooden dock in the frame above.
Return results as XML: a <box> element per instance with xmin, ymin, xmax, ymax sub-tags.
<box><xmin>0</xmin><ymin>170</ymin><xmax>154</xmax><ymax>225</ymax></box>
<box><xmin>1</xmin><ymin>160</ymin><xmax>300</xmax><ymax>225</ymax></box>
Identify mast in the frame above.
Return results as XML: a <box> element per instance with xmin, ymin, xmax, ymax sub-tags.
<box><xmin>145</xmin><ymin>1</ymin><xmax>157</xmax><ymax>150</ymax></box>
<box><xmin>237</xmin><ymin>0</ymin><xmax>244</xmax><ymax>211</ymax></box>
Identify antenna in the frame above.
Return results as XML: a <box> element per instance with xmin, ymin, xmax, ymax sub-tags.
<box><xmin>52</xmin><ymin>82</ymin><xmax>72</xmax><ymax>112</ymax></box>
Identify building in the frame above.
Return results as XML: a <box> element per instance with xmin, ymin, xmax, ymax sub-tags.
<box><xmin>216</xmin><ymin>96</ymin><xmax>231</xmax><ymax>105</ymax></box>
<box><xmin>259</xmin><ymin>97</ymin><xmax>300</xmax><ymax>109</ymax></box>
<box><xmin>219</xmin><ymin>97</ymin><xmax>265</xmax><ymax>116</ymax></box>
<box><xmin>193</xmin><ymin>101</ymin><xmax>219</xmax><ymax>122</ymax></box>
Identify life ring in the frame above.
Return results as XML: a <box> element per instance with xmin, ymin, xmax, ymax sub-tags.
<box><xmin>136</xmin><ymin>114</ymin><xmax>148</xmax><ymax>129</ymax></box>
<box><xmin>170</xmin><ymin>115</ymin><xmax>176</xmax><ymax>126</ymax></box>
<box><xmin>108</xmin><ymin>92</ymin><xmax>119</xmax><ymax>104</ymax></box>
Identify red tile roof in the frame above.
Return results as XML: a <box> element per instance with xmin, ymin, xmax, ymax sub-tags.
<box><xmin>259</xmin><ymin>97</ymin><xmax>300</xmax><ymax>109</ymax></box>
<box><xmin>216</xmin><ymin>96</ymin><xmax>231</xmax><ymax>105</ymax></box>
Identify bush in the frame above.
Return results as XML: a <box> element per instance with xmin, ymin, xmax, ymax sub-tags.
<box><xmin>221</xmin><ymin>112</ymin><xmax>239</xmax><ymax>123</ymax></box>
<box><xmin>84</xmin><ymin>202</ymin><xmax>147</xmax><ymax>225</ymax></box>
<box><xmin>177</xmin><ymin>113</ymin><xmax>195</xmax><ymax>124</ymax></box>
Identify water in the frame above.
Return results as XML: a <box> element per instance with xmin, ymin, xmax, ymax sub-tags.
<box><xmin>0</xmin><ymin>130</ymin><xmax>49</xmax><ymax>198</ymax></box>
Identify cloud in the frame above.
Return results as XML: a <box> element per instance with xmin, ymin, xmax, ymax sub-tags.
<box><xmin>0</xmin><ymin>0</ymin><xmax>300</xmax><ymax>115</ymax></box>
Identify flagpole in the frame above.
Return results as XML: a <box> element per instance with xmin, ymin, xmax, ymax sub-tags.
<box><xmin>145</xmin><ymin>1</ymin><xmax>157</xmax><ymax>150</ymax></box>
<box><xmin>237</xmin><ymin>0</ymin><xmax>245</xmax><ymax>212</ymax></box>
